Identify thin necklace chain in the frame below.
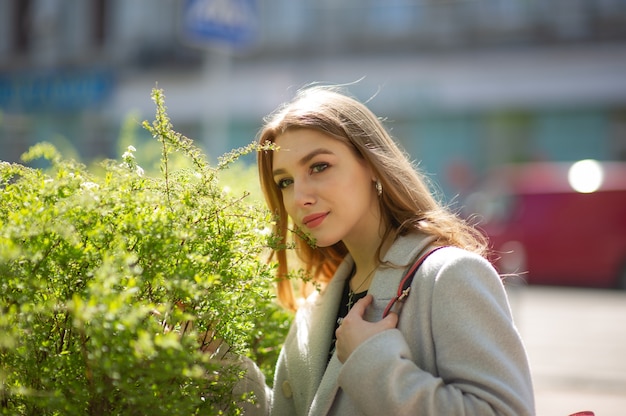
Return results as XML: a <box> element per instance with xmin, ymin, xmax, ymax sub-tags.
<box><xmin>347</xmin><ymin>266</ymin><xmax>377</xmax><ymax>310</ymax></box>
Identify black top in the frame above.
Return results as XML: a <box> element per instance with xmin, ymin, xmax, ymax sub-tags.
<box><xmin>329</xmin><ymin>281</ymin><xmax>368</xmax><ymax>361</ymax></box>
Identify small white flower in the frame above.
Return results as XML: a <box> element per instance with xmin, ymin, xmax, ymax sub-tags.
<box><xmin>81</xmin><ymin>181</ymin><xmax>99</xmax><ymax>190</ymax></box>
<box><xmin>256</xmin><ymin>227</ymin><xmax>272</xmax><ymax>236</ymax></box>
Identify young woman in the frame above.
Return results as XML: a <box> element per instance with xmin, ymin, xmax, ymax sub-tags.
<box><xmin>242</xmin><ymin>85</ymin><xmax>535</xmax><ymax>415</ymax></box>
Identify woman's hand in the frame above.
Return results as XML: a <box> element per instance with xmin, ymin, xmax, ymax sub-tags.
<box><xmin>198</xmin><ymin>324</ymin><xmax>231</xmax><ymax>359</ymax></box>
<box><xmin>335</xmin><ymin>294</ymin><xmax>398</xmax><ymax>363</ymax></box>
<box><xmin>153</xmin><ymin>305</ymin><xmax>230</xmax><ymax>359</ymax></box>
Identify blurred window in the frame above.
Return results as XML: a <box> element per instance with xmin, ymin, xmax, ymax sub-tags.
<box><xmin>535</xmin><ymin>110</ymin><xmax>609</xmax><ymax>162</ymax></box>
<box><xmin>365</xmin><ymin>0</ymin><xmax>413</xmax><ymax>35</ymax></box>
<box><xmin>13</xmin><ymin>0</ymin><xmax>32</xmax><ymax>54</ymax></box>
<box><xmin>93</xmin><ymin>0</ymin><xmax>107</xmax><ymax>48</ymax></box>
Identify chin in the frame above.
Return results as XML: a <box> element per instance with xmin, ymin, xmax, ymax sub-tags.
<box><xmin>312</xmin><ymin>237</ymin><xmax>342</xmax><ymax>248</ymax></box>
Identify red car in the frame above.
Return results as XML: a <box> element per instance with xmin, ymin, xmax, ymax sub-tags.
<box><xmin>465</xmin><ymin>160</ymin><xmax>626</xmax><ymax>289</ymax></box>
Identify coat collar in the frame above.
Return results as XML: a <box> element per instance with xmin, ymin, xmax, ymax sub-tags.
<box><xmin>367</xmin><ymin>233</ymin><xmax>436</xmax><ymax>309</ymax></box>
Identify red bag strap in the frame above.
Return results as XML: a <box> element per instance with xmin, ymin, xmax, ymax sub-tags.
<box><xmin>382</xmin><ymin>246</ymin><xmax>446</xmax><ymax>318</ymax></box>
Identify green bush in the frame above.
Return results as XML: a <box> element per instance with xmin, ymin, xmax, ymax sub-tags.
<box><xmin>0</xmin><ymin>88</ymin><xmax>291</xmax><ymax>415</ymax></box>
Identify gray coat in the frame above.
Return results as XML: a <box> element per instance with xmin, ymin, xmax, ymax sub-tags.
<box><xmin>243</xmin><ymin>233</ymin><xmax>535</xmax><ymax>415</ymax></box>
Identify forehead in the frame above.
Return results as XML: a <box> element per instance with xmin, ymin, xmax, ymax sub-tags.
<box><xmin>272</xmin><ymin>129</ymin><xmax>351</xmax><ymax>166</ymax></box>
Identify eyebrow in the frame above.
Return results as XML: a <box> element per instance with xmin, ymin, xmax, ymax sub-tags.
<box><xmin>272</xmin><ymin>148</ymin><xmax>335</xmax><ymax>177</ymax></box>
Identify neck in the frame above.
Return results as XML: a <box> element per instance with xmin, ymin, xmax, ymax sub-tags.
<box><xmin>343</xmin><ymin>211</ymin><xmax>391</xmax><ymax>291</ymax></box>
<box><xmin>347</xmin><ymin>233</ymin><xmax>393</xmax><ymax>293</ymax></box>
<box><xmin>349</xmin><ymin>263</ymin><xmax>376</xmax><ymax>293</ymax></box>
<box><xmin>346</xmin><ymin>247</ymin><xmax>379</xmax><ymax>292</ymax></box>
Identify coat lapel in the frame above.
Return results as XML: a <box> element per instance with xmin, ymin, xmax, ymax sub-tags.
<box><xmin>302</xmin><ymin>257</ymin><xmax>353</xmax><ymax>415</ymax></box>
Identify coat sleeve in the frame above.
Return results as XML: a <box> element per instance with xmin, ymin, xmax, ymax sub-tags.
<box><xmin>233</xmin><ymin>327</ymin><xmax>300</xmax><ymax>416</ymax></box>
<box><xmin>267</xmin><ymin>344</ymin><xmax>299</xmax><ymax>416</ymax></box>
<box><xmin>337</xmin><ymin>250</ymin><xmax>535</xmax><ymax>416</ymax></box>
<box><xmin>231</xmin><ymin>356</ymin><xmax>273</xmax><ymax>415</ymax></box>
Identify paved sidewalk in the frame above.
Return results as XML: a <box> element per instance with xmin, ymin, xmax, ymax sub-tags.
<box><xmin>507</xmin><ymin>286</ymin><xmax>626</xmax><ymax>416</ymax></box>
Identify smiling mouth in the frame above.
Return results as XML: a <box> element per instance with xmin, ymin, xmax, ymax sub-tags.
<box><xmin>302</xmin><ymin>213</ymin><xmax>328</xmax><ymax>228</ymax></box>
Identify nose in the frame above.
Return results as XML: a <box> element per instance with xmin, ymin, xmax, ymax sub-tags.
<box><xmin>293</xmin><ymin>178</ymin><xmax>315</xmax><ymax>207</ymax></box>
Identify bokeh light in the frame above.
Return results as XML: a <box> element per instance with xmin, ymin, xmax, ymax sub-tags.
<box><xmin>568</xmin><ymin>159</ymin><xmax>604</xmax><ymax>193</ymax></box>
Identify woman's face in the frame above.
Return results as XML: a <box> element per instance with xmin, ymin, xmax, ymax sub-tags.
<box><xmin>272</xmin><ymin>128</ymin><xmax>380</xmax><ymax>248</ymax></box>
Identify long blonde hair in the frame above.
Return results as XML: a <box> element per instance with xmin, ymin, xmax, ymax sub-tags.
<box><xmin>257</xmin><ymin>85</ymin><xmax>488</xmax><ymax>311</ymax></box>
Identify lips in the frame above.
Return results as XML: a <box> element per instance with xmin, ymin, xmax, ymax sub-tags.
<box><xmin>302</xmin><ymin>212</ymin><xmax>328</xmax><ymax>229</ymax></box>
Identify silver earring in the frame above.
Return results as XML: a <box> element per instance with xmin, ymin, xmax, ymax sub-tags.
<box><xmin>375</xmin><ymin>180</ymin><xmax>383</xmax><ymax>197</ymax></box>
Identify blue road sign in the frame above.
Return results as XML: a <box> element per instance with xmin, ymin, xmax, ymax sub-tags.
<box><xmin>181</xmin><ymin>0</ymin><xmax>258</xmax><ymax>49</ymax></box>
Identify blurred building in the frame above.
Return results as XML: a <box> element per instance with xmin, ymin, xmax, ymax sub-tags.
<box><xmin>1</xmin><ymin>0</ymin><xmax>626</xmax><ymax>196</ymax></box>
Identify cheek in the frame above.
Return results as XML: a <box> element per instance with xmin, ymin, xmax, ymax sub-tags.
<box><xmin>280</xmin><ymin>191</ymin><xmax>296</xmax><ymax>217</ymax></box>
<box><xmin>347</xmin><ymin>173</ymin><xmax>374</xmax><ymax>202</ymax></box>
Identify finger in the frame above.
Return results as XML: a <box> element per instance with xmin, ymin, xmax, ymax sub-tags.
<box><xmin>349</xmin><ymin>294</ymin><xmax>373</xmax><ymax>316</ymax></box>
<box><xmin>381</xmin><ymin>311</ymin><xmax>398</xmax><ymax>329</ymax></box>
